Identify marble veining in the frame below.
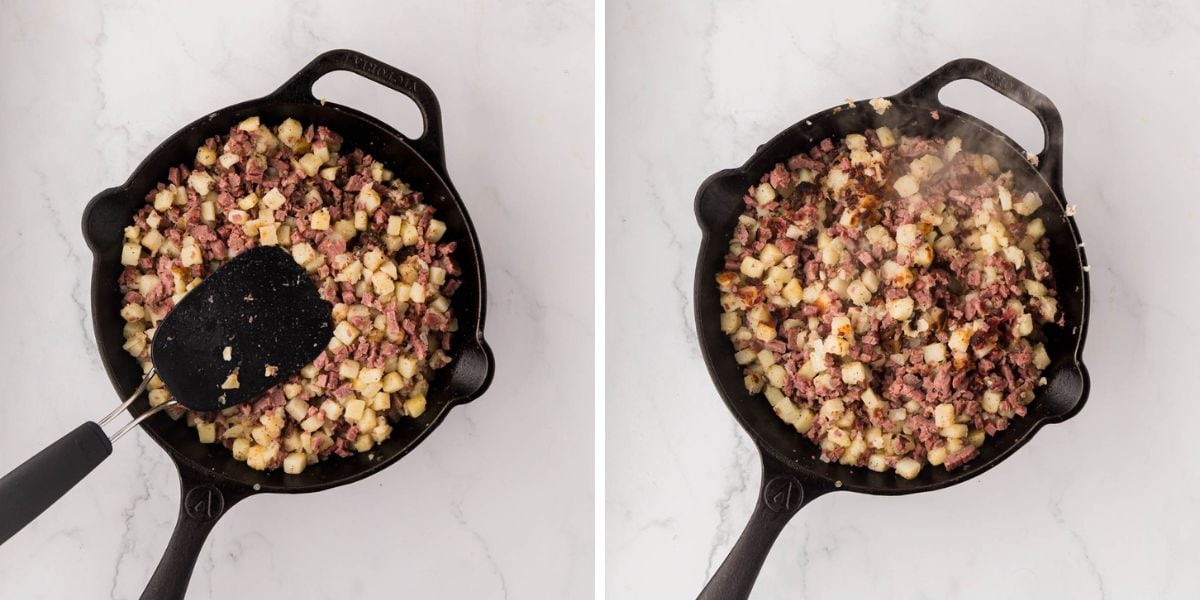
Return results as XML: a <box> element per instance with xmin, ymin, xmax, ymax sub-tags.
<box><xmin>0</xmin><ymin>1</ymin><xmax>593</xmax><ymax>598</ymax></box>
<box><xmin>607</xmin><ymin>1</ymin><xmax>1200</xmax><ymax>598</ymax></box>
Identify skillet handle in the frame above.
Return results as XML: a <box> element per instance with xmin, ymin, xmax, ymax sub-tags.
<box><xmin>273</xmin><ymin>49</ymin><xmax>447</xmax><ymax>171</ymax></box>
<box><xmin>0</xmin><ymin>422</ymin><xmax>112</xmax><ymax>545</ymax></box>
<box><xmin>696</xmin><ymin>451</ymin><xmax>830</xmax><ymax>600</ymax></box>
<box><xmin>894</xmin><ymin>58</ymin><xmax>1064</xmax><ymax>192</ymax></box>
<box><xmin>139</xmin><ymin>472</ymin><xmax>248</xmax><ymax>600</ymax></box>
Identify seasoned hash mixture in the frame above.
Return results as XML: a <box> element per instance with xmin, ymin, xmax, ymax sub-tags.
<box><xmin>118</xmin><ymin>116</ymin><xmax>460</xmax><ymax>474</ymax></box>
<box><xmin>717</xmin><ymin>128</ymin><xmax>1060</xmax><ymax>479</ymax></box>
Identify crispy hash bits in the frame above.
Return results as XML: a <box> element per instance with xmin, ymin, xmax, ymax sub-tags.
<box><xmin>717</xmin><ymin>129</ymin><xmax>1061</xmax><ymax>479</ymax></box>
<box><xmin>118</xmin><ymin>116</ymin><xmax>461</xmax><ymax>473</ymax></box>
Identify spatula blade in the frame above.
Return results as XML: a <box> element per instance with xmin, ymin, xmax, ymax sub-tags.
<box><xmin>150</xmin><ymin>246</ymin><xmax>332</xmax><ymax>412</ymax></box>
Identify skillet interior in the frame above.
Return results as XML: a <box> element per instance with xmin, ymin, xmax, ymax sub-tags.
<box><xmin>83</xmin><ymin>98</ymin><xmax>492</xmax><ymax>494</ymax></box>
<box><xmin>694</xmin><ymin>99</ymin><xmax>1090</xmax><ymax>495</ymax></box>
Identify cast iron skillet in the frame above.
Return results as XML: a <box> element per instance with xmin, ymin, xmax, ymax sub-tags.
<box><xmin>692</xmin><ymin>58</ymin><xmax>1090</xmax><ymax>599</ymax></box>
<box><xmin>82</xmin><ymin>49</ymin><xmax>494</xmax><ymax>600</ymax></box>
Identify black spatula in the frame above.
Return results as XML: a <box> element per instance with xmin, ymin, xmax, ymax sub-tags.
<box><xmin>0</xmin><ymin>246</ymin><xmax>331</xmax><ymax>545</ymax></box>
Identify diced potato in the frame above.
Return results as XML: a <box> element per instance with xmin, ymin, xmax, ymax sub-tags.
<box><xmin>404</xmin><ymin>395</ymin><xmax>427</xmax><ymax>418</ymax></box>
<box><xmin>875</xmin><ymin>127</ymin><xmax>897</xmax><ymax>147</ymax></box>
<box><xmin>370</xmin><ymin>391</ymin><xmax>391</xmax><ymax>412</ymax></box>
<box><xmin>120</xmin><ymin>243</ymin><xmax>142</xmax><ymax>266</ymax></box>
<box><xmin>196</xmin><ymin>422</ymin><xmax>216</xmax><ymax>443</ymax></box>
<box><xmin>923</xmin><ymin>343</ymin><xmax>947</xmax><ymax>364</ymax></box>
<box><xmin>941</xmin><ymin>136</ymin><xmax>962</xmax><ymax>161</ymax></box>
<box><xmin>826</xmin><ymin>428</ymin><xmax>852</xmax><ymax>448</ymax></box>
<box><xmin>781</xmin><ymin>279</ymin><xmax>804</xmax><ymax>306</ymax></box>
<box><xmin>285</xmin><ymin>397</ymin><xmax>309</xmax><ymax>422</ymax></box>
<box><xmin>1032</xmin><ymin>344</ymin><xmax>1051</xmax><ymax>369</ymax></box>
<box><xmin>1014</xmin><ymin>192</ymin><xmax>1043</xmax><ymax>216</ymax></box>
<box><xmin>338</xmin><ymin>359</ymin><xmax>361</xmax><ymax>380</ymax></box>
<box><xmin>895</xmin><ymin>458</ymin><xmax>922</xmax><ymax>480</ymax></box>
<box><xmin>867</xmin><ymin>453</ymin><xmax>890</xmax><ymax>472</ymax></box>
<box><xmin>948</xmin><ymin>327</ymin><xmax>973</xmax><ymax>353</ymax></box>
<box><xmin>282</xmin><ymin>452</ymin><xmax>307</xmax><ymax>474</ymax></box>
<box><xmin>841</xmin><ymin>437</ymin><xmax>868</xmax><ymax>465</ymax></box>
<box><xmin>754</xmin><ymin>182</ymin><xmax>776</xmax><ymax>205</ymax></box>
<box><xmin>886</xmin><ymin>297</ymin><xmax>915</xmax><ymax>321</ymax></box>
<box><xmin>861</xmin><ymin>389</ymin><xmax>884</xmax><ymax>412</ymax></box>
<box><xmin>286</xmin><ymin>242</ymin><xmax>312</xmax><ymax>266</ymax></box>
<box><xmin>909</xmin><ymin>155</ymin><xmax>944</xmax><ymax>180</ymax></box>
<box><xmin>912</xmin><ymin>243</ymin><xmax>934</xmax><ymax>267</ymax></box>
<box><xmin>737</xmin><ymin>256</ymin><xmax>765</xmax><ymax>279</ymax></box>
<box><xmin>357</xmin><ymin>185</ymin><xmax>382</xmax><ymax>214</ymax></box>
<box><xmin>933</xmin><ymin>403</ymin><xmax>956</xmax><ymax>428</ymax></box>
<box><xmin>821</xmin><ymin>238</ymin><xmax>843</xmax><ymax>266</ymax></box>
<box><xmin>237</xmin><ymin>116</ymin><xmax>261</xmax><ymax>132</ymax></box>
<box><xmin>386</xmin><ymin>215</ymin><xmax>404</xmax><ymax>237</ymax></box>
<box><xmin>754</xmin><ymin>322</ymin><xmax>777</xmax><ymax>342</ymax></box>
<box><xmin>153</xmin><ymin>189</ymin><xmax>174</xmax><ymax>212</ymax></box>
<box><xmin>830</xmin><ymin>315</ymin><xmax>852</xmax><ymax>339</ymax></box>
<box><xmin>409</xmin><ymin>282</ymin><xmax>426</xmax><ymax>304</ymax></box>
<box><xmin>759</xmin><ymin>243</ymin><xmax>784</xmax><ymax>268</ymax></box>
<box><xmin>841</xmin><ymin>361</ymin><xmax>868</xmax><ymax>385</ymax></box>
<box><xmin>1023</xmin><ymin>279</ymin><xmax>1047</xmax><ymax>298</ymax></box>
<box><xmin>421</xmin><ymin>218</ymin><xmax>445</xmax><ymax>241</ymax></box>
<box><xmin>371</xmin><ymin>270</ymin><xmax>396</xmax><ymax>295</ymax></box>
<box><xmin>941</xmin><ymin>423</ymin><xmax>968</xmax><ymax>439</ymax></box>
<box><xmin>720</xmin><ymin>311</ymin><xmax>741</xmax><ymax>334</ymax></box>
<box><xmin>309</xmin><ymin>208</ymin><xmax>331</xmax><ymax>231</ymax></box>
<box><xmin>1026</xmin><ymin>218</ymin><xmax>1046</xmax><ymax>239</ymax></box>
<box><xmin>824</xmin><ymin>168</ymin><xmax>849</xmax><ymax>191</ymax></box>
<box><xmin>819</xmin><ymin>398</ymin><xmax>845</xmax><ymax>422</ymax></box>
<box><xmin>846</xmin><ymin>280</ymin><xmax>871</xmax><ymax>306</ymax></box>
<box><xmin>893</xmin><ymin>174</ymin><xmax>920</xmax><ymax>198</ymax></box>
<box><xmin>340</xmin><ymin>398</ymin><xmax>366</xmax><ymax>423</ymax></box>
<box><xmin>1036</xmin><ymin>297</ymin><xmax>1058</xmax><ymax>322</ymax></box>
<box><xmin>297</xmin><ymin>153</ymin><xmax>323</xmax><ymax>177</ymax></box>
<box><xmin>333</xmin><ymin>321</ymin><xmax>360</xmax><ymax>345</ymax></box>
<box><xmin>120</xmin><ymin>303</ymin><xmax>145</xmax><ymax>322</ymax></box>
<box><xmin>188</xmin><ymin>171</ymin><xmax>214</xmax><ymax>196</ymax></box>
<box><xmin>321</xmin><ymin>398</ymin><xmax>344</xmax><ymax>421</ymax></box>
<box><xmin>196</xmin><ymin>146</ymin><xmax>217</xmax><ymax>167</ymax></box>
<box><xmin>826</xmin><ymin>277</ymin><xmax>848</xmax><ymax>299</ymax></box>
<box><xmin>981</xmin><ymin>390</ymin><xmax>1002</xmax><ymax>414</ymax></box>
<box><xmin>969</xmin><ymin>429</ymin><xmax>986</xmax><ymax>447</ymax></box>
<box><xmin>1015</xmin><ymin>313</ymin><xmax>1034</xmax><ymax>337</ymax></box>
<box><xmin>231</xmin><ymin>438</ymin><xmax>251</xmax><ymax>461</ymax></box>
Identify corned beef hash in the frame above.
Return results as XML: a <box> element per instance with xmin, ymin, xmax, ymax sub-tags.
<box><xmin>717</xmin><ymin>129</ymin><xmax>1061</xmax><ymax>479</ymax></box>
<box><xmin>118</xmin><ymin>116</ymin><xmax>460</xmax><ymax>474</ymax></box>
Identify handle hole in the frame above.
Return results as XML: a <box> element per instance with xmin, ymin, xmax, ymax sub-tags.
<box><xmin>312</xmin><ymin>71</ymin><xmax>425</xmax><ymax>140</ymax></box>
<box><xmin>938</xmin><ymin>80</ymin><xmax>1044</xmax><ymax>155</ymax></box>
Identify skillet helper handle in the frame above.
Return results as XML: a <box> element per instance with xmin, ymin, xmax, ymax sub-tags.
<box><xmin>140</xmin><ymin>475</ymin><xmax>247</xmax><ymax>600</ymax></box>
<box><xmin>696</xmin><ymin>453</ymin><xmax>823</xmax><ymax>600</ymax></box>
<box><xmin>273</xmin><ymin>49</ymin><xmax>447</xmax><ymax>170</ymax></box>
<box><xmin>0</xmin><ymin>422</ymin><xmax>112</xmax><ymax>545</ymax></box>
<box><xmin>895</xmin><ymin>58</ymin><xmax>1065</xmax><ymax>191</ymax></box>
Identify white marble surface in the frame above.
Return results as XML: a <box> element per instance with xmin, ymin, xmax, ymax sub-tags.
<box><xmin>0</xmin><ymin>1</ymin><xmax>593</xmax><ymax>598</ymax></box>
<box><xmin>607</xmin><ymin>1</ymin><xmax>1200</xmax><ymax>598</ymax></box>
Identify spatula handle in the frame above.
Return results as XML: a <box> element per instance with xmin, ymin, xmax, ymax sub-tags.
<box><xmin>0</xmin><ymin>422</ymin><xmax>112</xmax><ymax>545</ymax></box>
